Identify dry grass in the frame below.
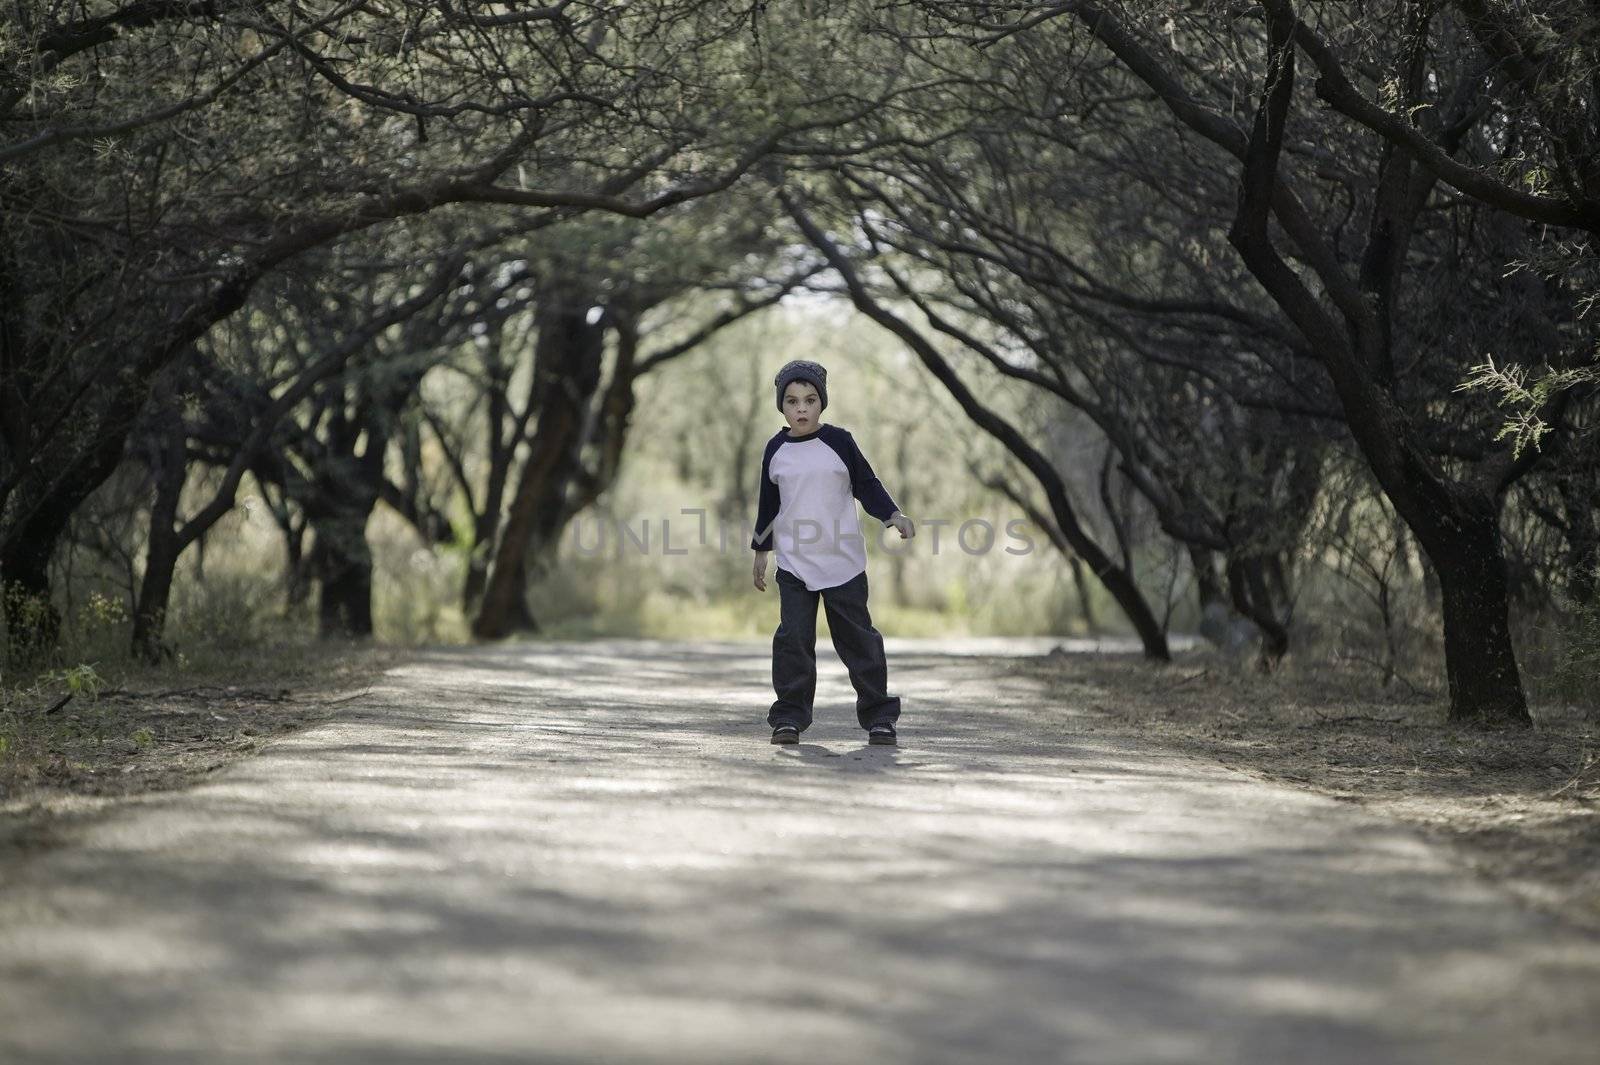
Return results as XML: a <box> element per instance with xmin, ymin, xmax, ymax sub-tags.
<box><xmin>1007</xmin><ymin>651</ymin><xmax>1600</xmax><ymax>933</ymax></box>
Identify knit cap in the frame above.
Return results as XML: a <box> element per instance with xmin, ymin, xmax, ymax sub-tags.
<box><xmin>774</xmin><ymin>359</ymin><xmax>828</xmax><ymax>413</ymax></box>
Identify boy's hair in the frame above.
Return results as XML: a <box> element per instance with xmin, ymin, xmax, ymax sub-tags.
<box><xmin>774</xmin><ymin>359</ymin><xmax>828</xmax><ymax>413</ymax></box>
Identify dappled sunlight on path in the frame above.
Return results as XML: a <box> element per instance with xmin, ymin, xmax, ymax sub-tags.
<box><xmin>0</xmin><ymin>638</ymin><xmax>1595</xmax><ymax>1064</ymax></box>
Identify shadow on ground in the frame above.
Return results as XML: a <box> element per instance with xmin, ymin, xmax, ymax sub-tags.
<box><xmin>0</xmin><ymin>638</ymin><xmax>1596</xmax><ymax>1065</ymax></box>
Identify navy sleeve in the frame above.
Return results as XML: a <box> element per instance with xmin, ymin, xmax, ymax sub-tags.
<box><xmin>750</xmin><ymin>438</ymin><xmax>781</xmax><ymax>550</ymax></box>
<box><xmin>843</xmin><ymin>431</ymin><xmax>899</xmax><ymax>523</ymax></box>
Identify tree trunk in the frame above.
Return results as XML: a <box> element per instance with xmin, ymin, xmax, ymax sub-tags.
<box><xmin>1069</xmin><ymin>555</ymin><xmax>1097</xmax><ymax>635</ymax></box>
<box><xmin>1</xmin><ymin>410</ymin><xmax>145</xmax><ymax>663</ymax></box>
<box><xmin>473</xmin><ymin>408</ymin><xmax>583</xmax><ymax>638</ymax></box>
<box><xmin>1</xmin><ymin>525</ymin><xmax>60</xmax><ymax>666</ymax></box>
<box><xmin>132</xmin><ymin>531</ymin><xmax>181</xmax><ymax>664</ymax></box>
<box><xmin>474</xmin><ymin>282</ymin><xmax>605</xmax><ymax>640</ymax></box>
<box><xmin>503</xmin><ymin>555</ymin><xmax>539</xmax><ymax>635</ymax></box>
<box><xmin>1190</xmin><ymin>547</ymin><xmax>1225</xmax><ymax>614</ymax></box>
<box><xmin>285</xmin><ymin>522</ymin><xmax>312</xmax><ymax>610</ymax></box>
<box><xmin>311</xmin><ymin>508</ymin><xmax>376</xmax><ymax>638</ymax></box>
<box><xmin>1226</xmin><ymin>556</ymin><xmax>1290</xmax><ymax>666</ymax></box>
<box><xmin>1431</xmin><ymin>511</ymin><xmax>1530</xmax><ymax>725</ymax></box>
<box><xmin>460</xmin><ymin>434</ymin><xmax>512</xmax><ymax>613</ymax></box>
<box><xmin>315</xmin><ymin>531</ymin><xmax>375</xmax><ymax>638</ymax></box>
<box><xmin>132</xmin><ymin>417</ymin><xmax>188</xmax><ymax>663</ymax></box>
<box><xmin>463</xmin><ymin>549</ymin><xmax>491</xmax><ymax>613</ymax></box>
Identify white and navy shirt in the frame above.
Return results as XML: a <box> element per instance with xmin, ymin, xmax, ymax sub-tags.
<box><xmin>750</xmin><ymin>422</ymin><xmax>900</xmax><ymax>591</ymax></box>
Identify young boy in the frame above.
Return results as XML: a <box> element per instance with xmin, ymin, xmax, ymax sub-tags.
<box><xmin>750</xmin><ymin>359</ymin><xmax>915</xmax><ymax>746</ymax></box>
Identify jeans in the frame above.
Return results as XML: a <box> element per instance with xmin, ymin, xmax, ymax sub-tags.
<box><xmin>768</xmin><ymin>565</ymin><xmax>901</xmax><ymax>732</ymax></box>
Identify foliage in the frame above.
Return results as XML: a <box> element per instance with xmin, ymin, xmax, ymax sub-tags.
<box><xmin>2</xmin><ymin>0</ymin><xmax>1597</xmax><ymax>728</ymax></box>
<box><xmin>1458</xmin><ymin>356</ymin><xmax>1600</xmax><ymax>458</ymax></box>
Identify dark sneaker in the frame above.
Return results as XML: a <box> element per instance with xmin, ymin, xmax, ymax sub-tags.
<box><xmin>867</xmin><ymin>723</ymin><xmax>897</xmax><ymax>746</ymax></box>
<box><xmin>771</xmin><ymin>724</ymin><xmax>800</xmax><ymax>745</ymax></box>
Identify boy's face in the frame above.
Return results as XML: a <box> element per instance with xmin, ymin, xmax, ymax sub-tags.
<box><xmin>782</xmin><ymin>381</ymin><xmax>822</xmax><ymax>432</ymax></box>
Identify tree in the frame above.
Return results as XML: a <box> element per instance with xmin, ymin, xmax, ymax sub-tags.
<box><xmin>134</xmin><ymin>254</ymin><xmax>462</xmax><ymax>657</ymax></box>
<box><xmin>468</xmin><ymin>210</ymin><xmax>822</xmax><ymax>639</ymax></box>
<box><xmin>781</xmin><ymin>186</ymin><xmax>1174</xmax><ymax>660</ymax></box>
<box><xmin>896</xmin><ymin>0</ymin><xmax>1600</xmax><ymax>723</ymax></box>
<box><xmin>1</xmin><ymin>1</ymin><xmax>911</xmax><ymax>657</ymax></box>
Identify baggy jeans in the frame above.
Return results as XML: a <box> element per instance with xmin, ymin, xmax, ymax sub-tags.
<box><xmin>769</xmin><ymin>565</ymin><xmax>901</xmax><ymax>732</ymax></box>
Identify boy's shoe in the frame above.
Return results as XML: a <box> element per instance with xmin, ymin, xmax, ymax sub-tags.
<box><xmin>867</xmin><ymin>722</ymin><xmax>897</xmax><ymax>746</ymax></box>
<box><xmin>771</xmin><ymin>724</ymin><xmax>800</xmax><ymax>744</ymax></box>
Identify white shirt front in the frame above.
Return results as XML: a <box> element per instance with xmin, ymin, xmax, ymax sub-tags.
<box><xmin>750</xmin><ymin>424</ymin><xmax>899</xmax><ymax>592</ymax></box>
<box><xmin>770</xmin><ymin>436</ymin><xmax>866</xmax><ymax>590</ymax></box>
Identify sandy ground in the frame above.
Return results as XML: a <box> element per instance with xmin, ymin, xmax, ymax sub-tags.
<box><xmin>0</xmin><ymin>637</ymin><xmax>1597</xmax><ymax>1064</ymax></box>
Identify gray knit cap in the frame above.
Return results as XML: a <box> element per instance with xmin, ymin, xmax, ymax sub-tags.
<box><xmin>774</xmin><ymin>359</ymin><xmax>828</xmax><ymax>413</ymax></box>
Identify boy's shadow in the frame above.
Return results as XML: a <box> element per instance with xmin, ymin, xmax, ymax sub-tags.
<box><xmin>775</xmin><ymin>742</ymin><xmax>908</xmax><ymax>773</ymax></box>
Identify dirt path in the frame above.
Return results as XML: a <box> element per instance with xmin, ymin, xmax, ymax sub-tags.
<box><xmin>1</xmin><ymin>638</ymin><xmax>1596</xmax><ymax>1064</ymax></box>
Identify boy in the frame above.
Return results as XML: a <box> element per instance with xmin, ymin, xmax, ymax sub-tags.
<box><xmin>750</xmin><ymin>359</ymin><xmax>915</xmax><ymax>746</ymax></box>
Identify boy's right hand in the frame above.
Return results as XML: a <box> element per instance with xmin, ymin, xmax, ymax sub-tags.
<box><xmin>753</xmin><ymin>551</ymin><xmax>769</xmax><ymax>591</ymax></box>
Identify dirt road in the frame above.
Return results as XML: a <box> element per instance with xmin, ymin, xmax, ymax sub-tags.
<box><xmin>1</xmin><ymin>638</ymin><xmax>1596</xmax><ymax>1064</ymax></box>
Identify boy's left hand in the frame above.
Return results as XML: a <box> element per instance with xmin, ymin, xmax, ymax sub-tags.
<box><xmin>887</xmin><ymin>511</ymin><xmax>915</xmax><ymax>539</ymax></box>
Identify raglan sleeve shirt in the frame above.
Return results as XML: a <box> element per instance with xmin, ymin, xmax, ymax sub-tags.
<box><xmin>750</xmin><ymin>427</ymin><xmax>899</xmax><ymax>552</ymax></box>
<box><xmin>751</xmin><ymin>425</ymin><xmax>901</xmax><ymax>591</ymax></box>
